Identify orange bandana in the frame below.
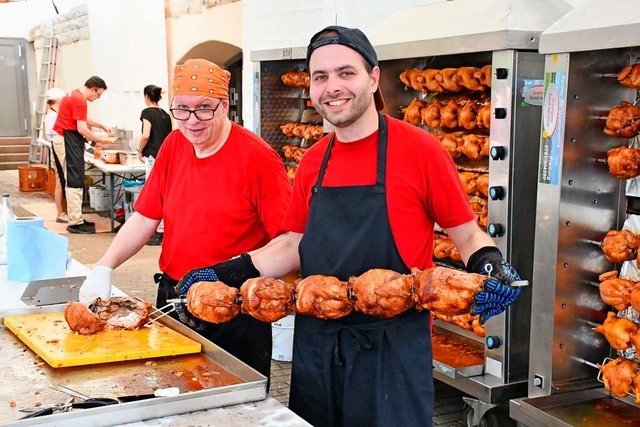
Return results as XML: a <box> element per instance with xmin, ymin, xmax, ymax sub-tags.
<box><xmin>173</xmin><ymin>59</ymin><xmax>231</xmax><ymax>99</ymax></box>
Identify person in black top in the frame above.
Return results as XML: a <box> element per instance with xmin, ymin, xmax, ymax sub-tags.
<box><xmin>138</xmin><ymin>84</ymin><xmax>172</xmax><ymax>245</ymax></box>
<box><xmin>138</xmin><ymin>84</ymin><xmax>172</xmax><ymax>159</ymax></box>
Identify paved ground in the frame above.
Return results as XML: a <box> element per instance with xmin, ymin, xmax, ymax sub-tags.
<box><xmin>3</xmin><ymin>168</ymin><xmax>469</xmax><ymax>426</ymax></box>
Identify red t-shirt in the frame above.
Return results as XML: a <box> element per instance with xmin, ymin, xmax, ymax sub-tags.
<box><xmin>284</xmin><ymin>115</ymin><xmax>475</xmax><ymax>270</ymax></box>
<box><xmin>134</xmin><ymin>123</ymin><xmax>292</xmax><ymax>279</ymax></box>
<box><xmin>53</xmin><ymin>89</ymin><xmax>87</xmax><ymax>135</ymax></box>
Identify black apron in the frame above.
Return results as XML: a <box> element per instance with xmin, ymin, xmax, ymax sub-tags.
<box><xmin>63</xmin><ymin>130</ymin><xmax>86</xmax><ymax>189</ymax></box>
<box><xmin>155</xmin><ymin>273</ymin><xmax>272</xmax><ymax>391</ymax></box>
<box><xmin>289</xmin><ymin>115</ymin><xmax>434</xmax><ymax>427</ymax></box>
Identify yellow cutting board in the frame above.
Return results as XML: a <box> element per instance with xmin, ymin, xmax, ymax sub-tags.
<box><xmin>3</xmin><ymin>312</ymin><xmax>202</xmax><ymax>368</ymax></box>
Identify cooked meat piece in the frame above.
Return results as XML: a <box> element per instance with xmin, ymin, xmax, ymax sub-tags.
<box><xmin>423</xmin><ymin>69</ymin><xmax>444</xmax><ymax>93</ymax></box>
<box><xmin>457</xmin><ymin>134</ymin><xmax>488</xmax><ymax>160</ymax></box>
<box><xmin>599</xmin><ymin>273</ymin><xmax>637</xmax><ymax>311</ymax></box>
<box><xmin>89</xmin><ymin>296</ymin><xmax>152</xmax><ymax>330</ymax></box>
<box><xmin>241</xmin><ymin>277</ymin><xmax>296</xmax><ymax>323</ymax></box>
<box><xmin>187</xmin><ymin>281</ymin><xmax>241</xmax><ymax>324</ymax></box>
<box><xmin>286</xmin><ymin>165</ymin><xmax>297</xmax><ymax>183</ymax></box>
<box><xmin>349</xmin><ymin>269</ymin><xmax>415</xmax><ymax>318</ymax></box>
<box><xmin>292</xmin><ymin>147</ymin><xmax>307</xmax><ymax>163</ymax></box>
<box><xmin>450</xmin><ymin>245</ymin><xmax>462</xmax><ymax>262</ymax></box>
<box><xmin>281</xmin><ymin>122</ymin><xmax>296</xmax><ymax>138</ymax></box>
<box><xmin>604</xmin><ymin>101</ymin><xmax>640</xmax><ymax>138</ymax></box>
<box><xmin>459</xmin><ymin>171</ymin><xmax>479</xmax><ymax>195</ymax></box>
<box><xmin>292</xmin><ymin>123</ymin><xmax>307</xmax><ymax>139</ymax></box>
<box><xmin>399</xmin><ymin>68</ymin><xmax>427</xmax><ymax>92</ymax></box>
<box><xmin>281</xmin><ymin>71</ymin><xmax>310</xmax><ymax>89</ymax></box>
<box><xmin>617</xmin><ymin>64</ymin><xmax>640</xmax><ymax>89</ymax></box>
<box><xmin>303</xmin><ymin>125</ymin><xmax>323</xmax><ymax>141</ymax></box>
<box><xmin>457</xmin><ymin>67</ymin><xmax>485</xmax><ymax>91</ymax></box>
<box><xmin>440</xmin><ymin>100</ymin><xmax>460</xmax><ymax>129</ymax></box>
<box><xmin>602</xmin><ymin>229</ymin><xmax>640</xmax><ymax>263</ymax></box>
<box><xmin>458</xmin><ymin>100</ymin><xmax>478</xmax><ymax>130</ymax></box>
<box><xmin>413</xmin><ymin>266</ymin><xmax>486</xmax><ymax>316</ymax></box>
<box><xmin>470</xmin><ymin>199</ymin><xmax>488</xmax><ymax>229</ymax></box>
<box><xmin>437</xmin><ymin>68</ymin><xmax>463</xmax><ymax>92</ymax></box>
<box><xmin>476</xmin><ymin>65</ymin><xmax>492</xmax><ymax>88</ymax></box>
<box><xmin>64</xmin><ymin>301</ymin><xmax>106</xmax><ymax>335</ymax></box>
<box><xmin>630</xmin><ymin>286</ymin><xmax>640</xmax><ymax>313</ymax></box>
<box><xmin>472</xmin><ymin>316</ymin><xmax>486</xmax><ymax>337</ymax></box>
<box><xmin>476</xmin><ymin>103</ymin><xmax>491</xmax><ymax>129</ymax></box>
<box><xmin>433</xmin><ymin>233</ymin><xmax>454</xmax><ymax>259</ymax></box>
<box><xmin>295</xmin><ymin>275</ymin><xmax>353</xmax><ymax>319</ymax></box>
<box><xmin>607</xmin><ymin>146</ymin><xmax>640</xmax><ymax>179</ymax></box>
<box><xmin>282</xmin><ymin>144</ymin><xmax>298</xmax><ymax>161</ymax></box>
<box><xmin>422</xmin><ymin>101</ymin><xmax>442</xmax><ymax>128</ymax></box>
<box><xmin>402</xmin><ymin>98</ymin><xmax>427</xmax><ymax>125</ymax></box>
<box><xmin>594</xmin><ymin>311</ymin><xmax>639</xmax><ymax>350</ymax></box>
<box><xmin>439</xmin><ymin>132</ymin><xmax>464</xmax><ymax>159</ymax></box>
<box><xmin>476</xmin><ymin>173</ymin><xmax>489</xmax><ymax>198</ymax></box>
<box><xmin>598</xmin><ymin>357</ymin><xmax>639</xmax><ymax>398</ymax></box>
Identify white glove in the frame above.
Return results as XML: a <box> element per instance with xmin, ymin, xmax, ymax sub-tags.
<box><xmin>79</xmin><ymin>266</ymin><xmax>113</xmax><ymax>304</ymax></box>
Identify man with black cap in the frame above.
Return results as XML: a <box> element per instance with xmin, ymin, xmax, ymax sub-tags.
<box><xmin>176</xmin><ymin>27</ymin><xmax>522</xmax><ymax>426</ymax></box>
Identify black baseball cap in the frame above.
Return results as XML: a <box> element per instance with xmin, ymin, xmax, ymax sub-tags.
<box><xmin>306</xmin><ymin>25</ymin><xmax>385</xmax><ymax>111</ymax></box>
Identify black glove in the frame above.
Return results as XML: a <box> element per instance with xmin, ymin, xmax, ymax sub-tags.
<box><xmin>466</xmin><ymin>246</ymin><xmax>522</xmax><ymax>324</ymax></box>
<box><xmin>174</xmin><ymin>254</ymin><xmax>260</xmax><ymax>328</ymax></box>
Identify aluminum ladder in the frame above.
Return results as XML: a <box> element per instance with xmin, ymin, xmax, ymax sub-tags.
<box><xmin>28</xmin><ymin>37</ymin><xmax>59</xmax><ymax>165</ymax></box>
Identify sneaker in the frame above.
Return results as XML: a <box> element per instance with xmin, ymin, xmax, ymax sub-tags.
<box><xmin>56</xmin><ymin>213</ymin><xmax>69</xmax><ymax>223</ymax></box>
<box><xmin>67</xmin><ymin>222</ymin><xmax>96</xmax><ymax>234</ymax></box>
<box><xmin>146</xmin><ymin>232</ymin><xmax>163</xmax><ymax>246</ymax></box>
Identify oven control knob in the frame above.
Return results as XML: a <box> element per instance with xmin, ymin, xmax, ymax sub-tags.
<box><xmin>489</xmin><ymin>186</ymin><xmax>505</xmax><ymax>200</ymax></box>
<box><xmin>486</xmin><ymin>336</ymin><xmax>501</xmax><ymax>349</ymax></box>
<box><xmin>487</xmin><ymin>223</ymin><xmax>504</xmax><ymax>237</ymax></box>
<box><xmin>490</xmin><ymin>146</ymin><xmax>506</xmax><ymax>160</ymax></box>
<box><xmin>495</xmin><ymin>68</ymin><xmax>509</xmax><ymax>79</ymax></box>
<box><xmin>494</xmin><ymin>108</ymin><xmax>507</xmax><ymax>119</ymax></box>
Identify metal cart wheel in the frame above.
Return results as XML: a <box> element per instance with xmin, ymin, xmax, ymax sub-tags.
<box><xmin>463</xmin><ymin>404</ymin><xmax>514</xmax><ymax>427</ymax></box>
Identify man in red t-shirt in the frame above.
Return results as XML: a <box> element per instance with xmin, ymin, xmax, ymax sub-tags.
<box><xmin>79</xmin><ymin>59</ymin><xmax>292</xmax><ymax>385</ymax></box>
<box><xmin>53</xmin><ymin>76</ymin><xmax>113</xmax><ymax>234</ymax></box>
<box><xmin>175</xmin><ymin>27</ymin><xmax>524</xmax><ymax>426</ymax></box>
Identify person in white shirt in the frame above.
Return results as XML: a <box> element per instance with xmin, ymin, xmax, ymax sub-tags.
<box><xmin>44</xmin><ymin>87</ymin><xmax>68</xmax><ymax>223</ymax></box>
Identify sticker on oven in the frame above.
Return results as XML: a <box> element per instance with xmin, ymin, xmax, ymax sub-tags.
<box><xmin>521</xmin><ymin>79</ymin><xmax>544</xmax><ymax>106</ymax></box>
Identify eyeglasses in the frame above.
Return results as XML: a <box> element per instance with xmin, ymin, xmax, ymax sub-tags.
<box><xmin>170</xmin><ymin>101</ymin><xmax>222</xmax><ymax>121</ymax></box>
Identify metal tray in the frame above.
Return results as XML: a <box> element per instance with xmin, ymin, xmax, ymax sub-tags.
<box><xmin>0</xmin><ymin>304</ymin><xmax>267</xmax><ymax>426</ymax></box>
<box><xmin>432</xmin><ymin>326</ymin><xmax>485</xmax><ymax>379</ymax></box>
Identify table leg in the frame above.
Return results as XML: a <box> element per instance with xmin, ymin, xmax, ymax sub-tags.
<box><xmin>110</xmin><ymin>174</ymin><xmax>115</xmax><ymax>232</ymax></box>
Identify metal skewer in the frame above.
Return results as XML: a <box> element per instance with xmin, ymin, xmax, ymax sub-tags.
<box><xmin>572</xmin><ymin>356</ymin><xmax>599</xmax><ymax>369</ymax></box>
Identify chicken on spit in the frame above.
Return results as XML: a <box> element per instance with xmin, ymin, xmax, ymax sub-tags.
<box><xmin>607</xmin><ymin>146</ymin><xmax>640</xmax><ymax>179</ymax></box>
<box><xmin>598</xmin><ymin>270</ymin><xmax>637</xmax><ymax>311</ymax></box>
<box><xmin>281</xmin><ymin>71</ymin><xmax>310</xmax><ymax>89</ymax></box>
<box><xmin>295</xmin><ymin>275</ymin><xmax>353</xmax><ymax>319</ymax></box>
<box><xmin>399</xmin><ymin>69</ymin><xmax>428</xmax><ymax>92</ymax></box>
<box><xmin>187</xmin><ymin>281</ymin><xmax>241</xmax><ymax>324</ymax></box>
<box><xmin>594</xmin><ymin>311</ymin><xmax>639</xmax><ymax>350</ymax></box>
<box><xmin>457</xmin><ymin>67</ymin><xmax>485</xmax><ymax>92</ymax></box>
<box><xmin>601</xmin><ymin>229</ymin><xmax>640</xmax><ymax>264</ymax></box>
<box><xmin>598</xmin><ymin>357</ymin><xmax>640</xmax><ymax>398</ymax></box>
<box><xmin>349</xmin><ymin>269</ymin><xmax>416</xmax><ymax>318</ymax></box>
<box><xmin>604</xmin><ymin>101</ymin><xmax>640</xmax><ymax>139</ymax></box>
<box><xmin>413</xmin><ymin>266</ymin><xmax>486</xmax><ymax>316</ymax></box>
<box><xmin>402</xmin><ymin>98</ymin><xmax>427</xmax><ymax>126</ymax></box>
<box><xmin>617</xmin><ymin>64</ymin><xmax>640</xmax><ymax>89</ymax></box>
<box><xmin>240</xmin><ymin>277</ymin><xmax>296</xmax><ymax>323</ymax></box>
<box><xmin>438</xmin><ymin>132</ymin><xmax>464</xmax><ymax>159</ymax></box>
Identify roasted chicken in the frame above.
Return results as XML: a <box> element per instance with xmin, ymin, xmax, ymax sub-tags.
<box><xmin>470</xmin><ymin>199</ymin><xmax>488</xmax><ymax>229</ymax></box>
<box><xmin>89</xmin><ymin>296</ymin><xmax>152</xmax><ymax>330</ymax></box>
<box><xmin>458</xmin><ymin>100</ymin><xmax>478</xmax><ymax>130</ymax></box>
<box><xmin>413</xmin><ymin>266</ymin><xmax>486</xmax><ymax>316</ymax></box>
<box><xmin>618</xmin><ymin>64</ymin><xmax>640</xmax><ymax>89</ymax></box>
<box><xmin>606</xmin><ymin>146</ymin><xmax>640</xmax><ymax>179</ymax></box>
<box><xmin>438</xmin><ymin>132</ymin><xmax>464</xmax><ymax>159</ymax></box>
<box><xmin>476</xmin><ymin>65</ymin><xmax>492</xmax><ymax>88</ymax></box>
<box><xmin>240</xmin><ymin>277</ymin><xmax>296</xmax><ymax>323</ymax></box>
<box><xmin>399</xmin><ymin>68</ymin><xmax>428</xmax><ymax>92</ymax></box>
<box><xmin>349</xmin><ymin>269</ymin><xmax>415</xmax><ymax>318</ymax></box>
<box><xmin>281</xmin><ymin>71</ymin><xmax>310</xmax><ymax>89</ymax></box>
<box><xmin>459</xmin><ymin>171</ymin><xmax>480</xmax><ymax>195</ymax></box>
<box><xmin>604</xmin><ymin>101</ymin><xmax>640</xmax><ymax>138</ymax></box>
<box><xmin>457</xmin><ymin>67</ymin><xmax>485</xmax><ymax>92</ymax></box>
<box><xmin>281</xmin><ymin>122</ymin><xmax>323</xmax><ymax>142</ymax></box>
<box><xmin>594</xmin><ymin>311</ymin><xmax>639</xmax><ymax>350</ymax></box>
<box><xmin>476</xmin><ymin>103</ymin><xmax>491</xmax><ymax>129</ymax></box>
<box><xmin>433</xmin><ymin>233</ymin><xmax>462</xmax><ymax>262</ymax></box>
<box><xmin>402</xmin><ymin>98</ymin><xmax>427</xmax><ymax>125</ymax></box>
<box><xmin>432</xmin><ymin>311</ymin><xmax>485</xmax><ymax>338</ymax></box>
<box><xmin>602</xmin><ymin>229</ymin><xmax>640</xmax><ymax>263</ymax></box>
<box><xmin>598</xmin><ymin>271</ymin><xmax>637</xmax><ymax>311</ymax></box>
<box><xmin>630</xmin><ymin>286</ymin><xmax>640</xmax><ymax>313</ymax></box>
<box><xmin>440</xmin><ymin>100</ymin><xmax>460</xmax><ymax>129</ymax></box>
<box><xmin>422</xmin><ymin>101</ymin><xmax>443</xmax><ymax>128</ymax></box>
<box><xmin>295</xmin><ymin>275</ymin><xmax>353</xmax><ymax>319</ymax></box>
<box><xmin>64</xmin><ymin>301</ymin><xmax>106</xmax><ymax>335</ymax></box>
<box><xmin>598</xmin><ymin>357</ymin><xmax>640</xmax><ymax>398</ymax></box>
<box><xmin>437</xmin><ymin>68</ymin><xmax>463</xmax><ymax>92</ymax></box>
<box><xmin>187</xmin><ymin>281</ymin><xmax>241</xmax><ymax>324</ymax></box>
<box><xmin>476</xmin><ymin>173</ymin><xmax>489</xmax><ymax>198</ymax></box>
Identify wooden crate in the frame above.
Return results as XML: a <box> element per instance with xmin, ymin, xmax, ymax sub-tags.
<box><xmin>18</xmin><ymin>166</ymin><xmax>46</xmax><ymax>192</ymax></box>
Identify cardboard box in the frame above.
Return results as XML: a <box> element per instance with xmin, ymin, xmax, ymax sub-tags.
<box><xmin>18</xmin><ymin>166</ymin><xmax>46</xmax><ymax>192</ymax></box>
